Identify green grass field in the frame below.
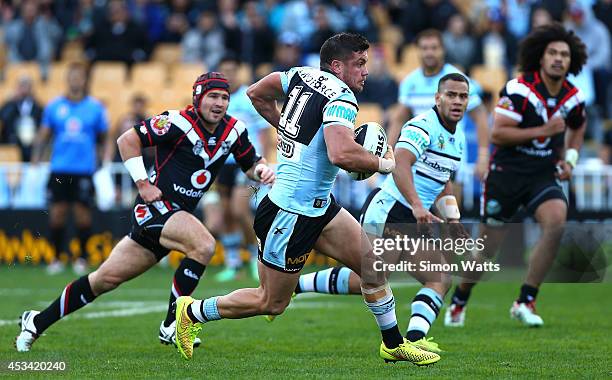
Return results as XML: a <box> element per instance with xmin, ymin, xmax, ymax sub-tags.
<box><xmin>1</xmin><ymin>265</ymin><xmax>610</xmax><ymax>379</ymax></box>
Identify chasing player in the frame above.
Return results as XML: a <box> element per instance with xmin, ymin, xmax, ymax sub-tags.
<box><xmin>446</xmin><ymin>22</ymin><xmax>587</xmax><ymax>327</ymax></box>
<box><xmin>15</xmin><ymin>72</ymin><xmax>275</xmax><ymax>352</ymax></box>
<box><xmin>174</xmin><ymin>32</ymin><xmax>441</xmax><ymax>366</ymax></box>
<box><xmin>284</xmin><ymin>73</ymin><xmax>472</xmax><ymax>353</ymax></box>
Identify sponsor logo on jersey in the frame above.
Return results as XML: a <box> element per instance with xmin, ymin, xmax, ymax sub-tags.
<box><xmin>325</xmin><ymin>104</ymin><xmax>357</xmax><ymax>124</ymax></box>
<box><xmin>208</xmin><ymin>136</ymin><xmax>216</xmax><ymax>146</ymax></box>
<box><xmin>277</xmin><ymin>134</ymin><xmax>295</xmax><ymax>158</ymax></box>
<box><xmin>139</xmin><ymin>124</ymin><xmax>148</xmax><ymax>135</ymax></box>
<box><xmin>193</xmin><ymin>139</ymin><xmax>204</xmax><ymax>155</ymax></box>
<box><xmin>150</xmin><ymin>115</ymin><xmax>170</xmax><ymax>136</ymax></box>
<box><xmin>422</xmin><ymin>156</ymin><xmax>453</xmax><ymax>173</ymax></box>
<box><xmin>190</xmin><ymin>169</ymin><xmax>212</xmax><ymax>189</ymax></box>
<box><xmin>134</xmin><ymin>204</ymin><xmax>152</xmax><ymax>225</ymax></box>
<box><xmin>532</xmin><ymin>136</ymin><xmax>551</xmax><ymax>149</ymax></box>
<box><xmin>173</xmin><ymin>183</ymin><xmax>205</xmax><ymax>198</ymax></box>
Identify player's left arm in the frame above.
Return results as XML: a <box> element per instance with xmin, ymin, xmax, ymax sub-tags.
<box><xmin>557</xmin><ymin>103</ymin><xmax>587</xmax><ymax>181</ymax></box>
<box><xmin>247</xmin><ymin>72</ymin><xmax>285</xmax><ymax>128</ymax></box>
<box><xmin>245</xmin><ymin>157</ymin><xmax>275</xmax><ymax>185</ymax></box>
<box><xmin>468</xmin><ymin>105</ymin><xmax>490</xmax><ymax>180</ymax></box>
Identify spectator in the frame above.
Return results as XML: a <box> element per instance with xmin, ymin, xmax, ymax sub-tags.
<box><xmin>218</xmin><ymin>0</ymin><xmax>242</xmax><ymax>56</ymax></box>
<box><xmin>0</xmin><ymin>76</ymin><xmax>43</xmax><ymax>161</ymax></box>
<box><xmin>336</xmin><ymin>0</ymin><xmax>378</xmax><ymax>42</ymax></box>
<box><xmin>280</xmin><ymin>0</ymin><xmax>317</xmax><ymax>42</ymax></box>
<box><xmin>565</xmin><ymin>2</ymin><xmax>611</xmax><ymax>118</ymax></box>
<box><xmin>182</xmin><ymin>10</ymin><xmax>225</xmax><ymax>70</ymax></box>
<box><xmin>477</xmin><ymin>7</ymin><xmax>517</xmax><ymax>73</ymax></box>
<box><xmin>4</xmin><ymin>0</ymin><xmax>62</xmax><ymax>78</ymax></box>
<box><xmin>31</xmin><ymin>62</ymin><xmax>110</xmax><ymax>275</ymax></box>
<box><xmin>357</xmin><ymin>47</ymin><xmax>398</xmax><ymax>111</ymax></box>
<box><xmin>398</xmin><ymin>0</ymin><xmax>458</xmax><ymax>43</ymax></box>
<box><xmin>127</xmin><ymin>0</ymin><xmax>167</xmax><ymax>44</ymax></box>
<box><xmin>593</xmin><ymin>0</ymin><xmax>611</xmax><ymax>34</ymax></box>
<box><xmin>263</xmin><ymin>0</ymin><xmax>286</xmax><ymax>33</ymax></box>
<box><xmin>240</xmin><ymin>1</ymin><xmax>275</xmax><ymax>67</ymax></box>
<box><xmin>443</xmin><ymin>13</ymin><xmax>477</xmax><ymax>71</ymax></box>
<box><xmin>86</xmin><ymin>0</ymin><xmax>149</xmax><ymax>64</ymax></box>
<box><xmin>271</xmin><ymin>31</ymin><xmax>302</xmax><ymax>72</ymax></box>
<box><xmin>161</xmin><ymin>0</ymin><xmax>191</xmax><ymax>43</ymax></box>
<box><xmin>306</xmin><ymin>5</ymin><xmax>335</xmax><ymax>55</ymax></box>
<box><xmin>530</xmin><ymin>6</ymin><xmax>553</xmax><ymax>29</ymax></box>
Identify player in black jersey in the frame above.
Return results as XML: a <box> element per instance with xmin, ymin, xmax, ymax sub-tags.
<box><xmin>15</xmin><ymin>72</ymin><xmax>275</xmax><ymax>353</ymax></box>
<box><xmin>445</xmin><ymin>23</ymin><xmax>588</xmax><ymax>327</ymax></box>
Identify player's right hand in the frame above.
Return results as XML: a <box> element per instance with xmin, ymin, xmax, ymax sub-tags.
<box><xmin>412</xmin><ymin>205</ymin><xmax>444</xmax><ymax>224</ymax></box>
<box><xmin>378</xmin><ymin>146</ymin><xmax>396</xmax><ymax>174</ymax></box>
<box><xmin>542</xmin><ymin>117</ymin><xmax>566</xmax><ymax>137</ymax></box>
<box><xmin>136</xmin><ymin>180</ymin><xmax>163</xmax><ymax>203</ymax></box>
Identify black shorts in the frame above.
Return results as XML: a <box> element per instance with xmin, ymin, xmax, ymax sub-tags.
<box><xmin>254</xmin><ymin>195</ymin><xmax>341</xmax><ymax>273</ymax></box>
<box><xmin>47</xmin><ymin>173</ymin><xmax>95</xmax><ymax>207</ymax></box>
<box><xmin>128</xmin><ymin>200</ymin><xmax>181</xmax><ymax>261</ymax></box>
<box><xmin>216</xmin><ymin>163</ymin><xmax>247</xmax><ymax>189</ymax></box>
<box><xmin>481</xmin><ymin>170</ymin><xmax>567</xmax><ymax>224</ymax></box>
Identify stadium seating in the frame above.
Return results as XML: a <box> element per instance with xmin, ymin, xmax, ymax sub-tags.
<box><xmin>471</xmin><ymin>65</ymin><xmax>508</xmax><ymax>101</ymax></box>
<box><xmin>131</xmin><ymin>62</ymin><xmax>167</xmax><ymax>88</ymax></box>
<box><xmin>151</xmin><ymin>43</ymin><xmax>182</xmax><ymax>66</ymax></box>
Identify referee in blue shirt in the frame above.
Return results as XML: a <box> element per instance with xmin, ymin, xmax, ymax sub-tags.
<box><xmin>32</xmin><ymin>62</ymin><xmax>110</xmax><ymax>275</ymax></box>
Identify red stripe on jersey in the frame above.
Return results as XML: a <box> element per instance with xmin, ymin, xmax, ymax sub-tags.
<box><xmin>211</xmin><ymin>117</ymin><xmax>237</xmax><ymax>157</ymax></box>
<box><xmin>155</xmin><ymin>134</ymin><xmax>187</xmax><ymax>186</ymax></box>
<box><xmin>552</xmin><ymin>87</ymin><xmax>579</xmax><ymax>116</ymax></box>
<box><xmin>143</xmin><ymin>121</ymin><xmax>153</xmax><ymax>146</ymax></box>
<box><xmin>235</xmin><ymin>144</ymin><xmax>253</xmax><ymax>159</ymax></box>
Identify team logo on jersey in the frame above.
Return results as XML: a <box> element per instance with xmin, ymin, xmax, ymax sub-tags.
<box><xmin>221</xmin><ymin>141</ymin><xmax>231</xmax><ymax>155</ymax></box>
<box><xmin>437</xmin><ymin>134</ymin><xmax>445</xmax><ymax>149</ymax></box>
<box><xmin>193</xmin><ymin>139</ymin><xmax>204</xmax><ymax>155</ymax></box>
<box><xmin>150</xmin><ymin>115</ymin><xmax>170</xmax><ymax>136</ymax></box>
<box><xmin>532</xmin><ymin>136</ymin><xmax>551</xmax><ymax>149</ymax></box>
<box><xmin>497</xmin><ymin>96</ymin><xmax>514</xmax><ymax>111</ymax></box>
<box><xmin>191</xmin><ymin>169</ymin><xmax>212</xmax><ymax>189</ymax></box>
<box><xmin>133</xmin><ymin>204</ymin><xmax>152</xmax><ymax>225</ymax></box>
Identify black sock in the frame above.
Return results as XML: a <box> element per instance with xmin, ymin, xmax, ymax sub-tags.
<box><xmin>77</xmin><ymin>226</ymin><xmax>92</xmax><ymax>261</ymax></box>
<box><xmin>164</xmin><ymin>258</ymin><xmax>206</xmax><ymax>327</ymax></box>
<box><xmin>381</xmin><ymin>325</ymin><xmax>404</xmax><ymax>349</ymax></box>
<box><xmin>406</xmin><ymin>330</ymin><xmax>425</xmax><ymax>342</ymax></box>
<box><xmin>518</xmin><ymin>284</ymin><xmax>539</xmax><ymax>304</ymax></box>
<box><xmin>50</xmin><ymin>226</ymin><xmax>66</xmax><ymax>259</ymax></box>
<box><xmin>33</xmin><ymin>275</ymin><xmax>96</xmax><ymax>333</ymax></box>
<box><xmin>451</xmin><ymin>286</ymin><xmax>472</xmax><ymax>307</ymax></box>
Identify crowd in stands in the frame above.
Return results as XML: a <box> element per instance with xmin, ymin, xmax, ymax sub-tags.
<box><xmin>0</xmin><ymin>0</ymin><xmax>611</xmax><ymax>165</ymax></box>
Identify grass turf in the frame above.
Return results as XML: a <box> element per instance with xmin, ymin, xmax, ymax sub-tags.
<box><xmin>0</xmin><ymin>265</ymin><xmax>610</xmax><ymax>379</ymax></box>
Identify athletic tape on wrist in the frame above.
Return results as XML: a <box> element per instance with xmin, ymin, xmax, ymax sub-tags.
<box><xmin>124</xmin><ymin>156</ymin><xmax>148</xmax><ymax>183</ymax></box>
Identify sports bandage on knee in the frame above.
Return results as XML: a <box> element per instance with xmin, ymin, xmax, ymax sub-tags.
<box><xmin>361</xmin><ymin>283</ymin><xmax>391</xmax><ymax>296</ymax></box>
<box><xmin>564</xmin><ymin>148</ymin><xmax>579</xmax><ymax>168</ymax></box>
<box><xmin>436</xmin><ymin>195</ymin><xmax>460</xmax><ymax>220</ymax></box>
<box><xmin>124</xmin><ymin>156</ymin><xmax>148</xmax><ymax>183</ymax></box>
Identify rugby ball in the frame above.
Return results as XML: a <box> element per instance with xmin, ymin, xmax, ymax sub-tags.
<box><xmin>347</xmin><ymin>122</ymin><xmax>388</xmax><ymax>181</ymax></box>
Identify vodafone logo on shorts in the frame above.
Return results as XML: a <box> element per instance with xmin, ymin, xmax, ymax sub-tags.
<box><xmin>191</xmin><ymin>169</ymin><xmax>211</xmax><ymax>189</ymax></box>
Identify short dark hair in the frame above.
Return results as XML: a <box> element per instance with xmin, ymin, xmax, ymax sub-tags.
<box><xmin>518</xmin><ymin>22</ymin><xmax>587</xmax><ymax>75</ymax></box>
<box><xmin>416</xmin><ymin>29</ymin><xmax>444</xmax><ymax>46</ymax></box>
<box><xmin>437</xmin><ymin>73</ymin><xmax>469</xmax><ymax>92</ymax></box>
<box><xmin>320</xmin><ymin>33</ymin><xmax>369</xmax><ymax>70</ymax></box>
